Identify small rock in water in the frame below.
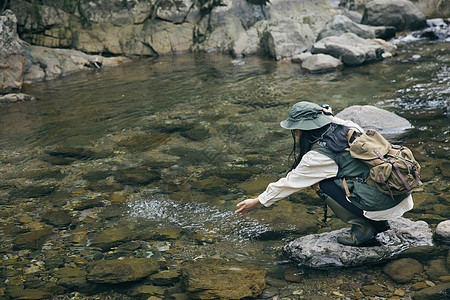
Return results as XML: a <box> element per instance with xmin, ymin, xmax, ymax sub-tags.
<box><xmin>231</xmin><ymin>60</ymin><xmax>245</xmax><ymax>66</ymax></box>
<box><xmin>412</xmin><ymin>54</ymin><xmax>421</xmax><ymax>59</ymax></box>
<box><xmin>434</xmin><ymin>220</ymin><xmax>450</xmax><ymax>245</ymax></box>
<box><xmin>383</xmin><ymin>258</ymin><xmax>423</xmax><ymax>283</ymax></box>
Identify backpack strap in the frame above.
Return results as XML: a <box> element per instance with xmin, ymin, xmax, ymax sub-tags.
<box><xmin>346</xmin><ymin>129</ymin><xmax>358</xmax><ymax>148</ymax></box>
<box><xmin>342</xmin><ymin>178</ymin><xmax>351</xmax><ymax>198</ymax></box>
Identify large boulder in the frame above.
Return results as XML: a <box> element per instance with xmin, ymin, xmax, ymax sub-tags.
<box><xmin>24</xmin><ymin>45</ymin><xmax>127</xmax><ymax>82</ymax></box>
<box><xmin>261</xmin><ymin>18</ymin><xmax>313</xmax><ymax>60</ymax></box>
<box><xmin>284</xmin><ymin>217</ymin><xmax>433</xmax><ymax>268</ymax></box>
<box><xmin>316</xmin><ymin>14</ymin><xmax>396</xmax><ymax>41</ymax></box>
<box><xmin>0</xmin><ymin>10</ymin><xmax>26</xmax><ymax>93</ymax></box>
<box><xmin>361</xmin><ymin>0</ymin><xmax>427</xmax><ymax>32</ymax></box>
<box><xmin>312</xmin><ymin>32</ymin><xmax>384</xmax><ymax>66</ymax></box>
<box><xmin>335</xmin><ymin>105</ymin><xmax>413</xmax><ymax>139</ymax></box>
<box><xmin>182</xmin><ymin>258</ymin><xmax>267</xmax><ymax>299</ymax></box>
<box><xmin>316</xmin><ymin>15</ymin><xmax>376</xmax><ymax>41</ymax></box>
<box><xmin>301</xmin><ymin>53</ymin><xmax>343</xmax><ymax>73</ymax></box>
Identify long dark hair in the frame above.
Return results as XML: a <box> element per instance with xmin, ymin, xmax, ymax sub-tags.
<box><xmin>288</xmin><ymin>123</ymin><xmax>351</xmax><ymax>171</ymax></box>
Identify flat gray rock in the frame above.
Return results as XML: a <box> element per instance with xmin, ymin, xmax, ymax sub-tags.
<box><xmin>283</xmin><ymin>217</ymin><xmax>433</xmax><ymax>269</ymax></box>
<box><xmin>335</xmin><ymin>105</ymin><xmax>413</xmax><ymax>139</ymax></box>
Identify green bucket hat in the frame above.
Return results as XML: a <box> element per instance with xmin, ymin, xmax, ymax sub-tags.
<box><xmin>280</xmin><ymin>101</ymin><xmax>332</xmax><ymax>130</ymax></box>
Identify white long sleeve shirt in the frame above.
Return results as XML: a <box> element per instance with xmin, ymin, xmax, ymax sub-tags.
<box><xmin>257</xmin><ymin>118</ymin><xmax>414</xmax><ymax>221</ymax></box>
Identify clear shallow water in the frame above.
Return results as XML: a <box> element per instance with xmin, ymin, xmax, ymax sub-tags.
<box><xmin>0</xmin><ymin>36</ymin><xmax>449</xmax><ymax>297</ymax></box>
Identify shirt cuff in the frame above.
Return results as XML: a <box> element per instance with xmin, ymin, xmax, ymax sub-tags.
<box><xmin>257</xmin><ymin>192</ymin><xmax>273</xmax><ymax>207</ymax></box>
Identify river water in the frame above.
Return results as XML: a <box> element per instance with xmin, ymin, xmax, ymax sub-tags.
<box><xmin>0</xmin><ymin>26</ymin><xmax>449</xmax><ymax>298</ymax></box>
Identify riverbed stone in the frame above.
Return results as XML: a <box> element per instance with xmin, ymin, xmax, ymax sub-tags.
<box><xmin>55</xmin><ymin>267</ymin><xmax>90</xmax><ymax>291</ymax></box>
<box><xmin>434</xmin><ymin>220</ymin><xmax>450</xmax><ymax>245</ymax></box>
<box><xmin>312</xmin><ymin>33</ymin><xmax>384</xmax><ymax>66</ymax></box>
<box><xmin>87</xmin><ymin>258</ymin><xmax>160</xmax><ymax>284</ymax></box>
<box><xmin>361</xmin><ymin>0</ymin><xmax>427</xmax><ymax>32</ymax></box>
<box><xmin>7</xmin><ymin>289</ymin><xmax>52</xmax><ymax>300</ymax></box>
<box><xmin>383</xmin><ymin>258</ymin><xmax>423</xmax><ymax>283</ymax></box>
<box><xmin>426</xmin><ymin>259</ymin><xmax>450</xmax><ymax>281</ymax></box>
<box><xmin>335</xmin><ymin>105</ymin><xmax>413</xmax><ymax>139</ymax></box>
<box><xmin>12</xmin><ymin>229</ymin><xmax>54</xmax><ymax>251</ymax></box>
<box><xmin>149</xmin><ymin>269</ymin><xmax>181</xmax><ymax>286</ymax></box>
<box><xmin>90</xmin><ymin>226</ymin><xmax>137</xmax><ymax>251</ymax></box>
<box><xmin>284</xmin><ymin>217</ymin><xmax>433</xmax><ymax>268</ymax></box>
<box><xmin>115</xmin><ymin>167</ymin><xmax>161</xmax><ymax>186</ymax></box>
<box><xmin>182</xmin><ymin>258</ymin><xmax>266</xmax><ymax>299</ymax></box>
<box><xmin>301</xmin><ymin>53</ymin><xmax>343</xmax><ymax>73</ymax></box>
<box><xmin>413</xmin><ymin>282</ymin><xmax>450</xmax><ymax>300</ymax></box>
<box><xmin>41</xmin><ymin>209</ymin><xmax>72</xmax><ymax>227</ymax></box>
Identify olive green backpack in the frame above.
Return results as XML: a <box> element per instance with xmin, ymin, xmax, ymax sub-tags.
<box><xmin>347</xmin><ymin>129</ymin><xmax>422</xmax><ymax>199</ymax></box>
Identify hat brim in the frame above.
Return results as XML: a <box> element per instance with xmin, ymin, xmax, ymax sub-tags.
<box><xmin>280</xmin><ymin>114</ymin><xmax>332</xmax><ymax>130</ymax></box>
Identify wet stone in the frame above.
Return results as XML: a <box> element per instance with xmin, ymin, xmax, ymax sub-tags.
<box><xmin>90</xmin><ymin>226</ymin><xmax>136</xmax><ymax>251</ymax></box>
<box><xmin>73</xmin><ymin>197</ymin><xmax>104</xmax><ymax>210</ymax></box>
<box><xmin>284</xmin><ymin>266</ymin><xmax>303</xmax><ymax>283</ymax></box>
<box><xmin>12</xmin><ymin>229</ymin><xmax>54</xmax><ymax>251</ymax></box>
<box><xmin>41</xmin><ymin>209</ymin><xmax>72</xmax><ymax>227</ymax></box>
<box><xmin>149</xmin><ymin>269</ymin><xmax>181</xmax><ymax>286</ymax></box>
<box><xmin>9</xmin><ymin>185</ymin><xmax>56</xmax><ymax>198</ymax></box>
<box><xmin>115</xmin><ymin>167</ymin><xmax>160</xmax><ymax>185</ymax></box>
<box><xmin>361</xmin><ymin>284</ymin><xmax>384</xmax><ymax>296</ymax></box>
<box><xmin>55</xmin><ymin>267</ymin><xmax>89</xmax><ymax>291</ymax></box>
<box><xmin>182</xmin><ymin>258</ymin><xmax>266</xmax><ymax>299</ymax></box>
<box><xmin>87</xmin><ymin>258</ymin><xmax>159</xmax><ymax>284</ymax></box>
<box><xmin>117</xmin><ymin>132</ymin><xmax>171</xmax><ymax>152</ymax></box>
<box><xmin>191</xmin><ymin>176</ymin><xmax>229</xmax><ymax>194</ymax></box>
<box><xmin>194</xmin><ymin>229</ymin><xmax>219</xmax><ymax>244</ymax></box>
<box><xmin>82</xmin><ymin>170</ymin><xmax>113</xmax><ymax>182</ymax></box>
<box><xmin>383</xmin><ymin>258</ymin><xmax>423</xmax><ymax>283</ymax></box>
<box><xmin>434</xmin><ymin>220</ymin><xmax>450</xmax><ymax>245</ymax></box>
<box><xmin>42</xmin><ymin>191</ymin><xmax>70</xmax><ymax>207</ymax></box>
<box><xmin>438</xmin><ymin>162</ymin><xmax>450</xmax><ymax>178</ymax></box>
<box><xmin>7</xmin><ymin>289</ymin><xmax>52</xmax><ymax>300</ymax></box>
<box><xmin>87</xmin><ymin>182</ymin><xmax>122</xmax><ymax>193</ymax></box>
<box><xmin>46</xmin><ymin>145</ymin><xmax>110</xmax><ymax>160</ymax></box>
<box><xmin>180</xmin><ymin>127</ymin><xmax>211</xmax><ymax>141</ymax></box>
<box><xmin>413</xmin><ymin>282</ymin><xmax>450</xmax><ymax>299</ymax></box>
<box><xmin>99</xmin><ymin>206</ymin><xmax>123</xmax><ymax>219</ymax></box>
<box><xmin>129</xmin><ymin>284</ymin><xmax>166</xmax><ymax>298</ymax></box>
<box><xmin>426</xmin><ymin>259</ymin><xmax>450</xmax><ymax>281</ymax></box>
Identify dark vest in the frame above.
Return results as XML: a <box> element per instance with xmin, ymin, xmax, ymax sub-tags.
<box><xmin>313</xmin><ymin>147</ymin><xmax>408</xmax><ymax>211</ymax></box>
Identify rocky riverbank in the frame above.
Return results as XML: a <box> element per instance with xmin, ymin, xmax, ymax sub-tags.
<box><xmin>1</xmin><ymin>0</ymin><xmax>449</xmax><ymax>96</ymax></box>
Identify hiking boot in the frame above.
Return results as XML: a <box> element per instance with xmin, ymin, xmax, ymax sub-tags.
<box><xmin>369</xmin><ymin>220</ymin><xmax>390</xmax><ymax>233</ymax></box>
<box><xmin>324</xmin><ymin>197</ymin><xmax>376</xmax><ymax>247</ymax></box>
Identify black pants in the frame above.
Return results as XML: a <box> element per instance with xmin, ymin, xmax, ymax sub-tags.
<box><xmin>319</xmin><ymin>178</ymin><xmax>389</xmax><ymax>230</ymax></box>
<box><xmin>319</xmin><ymin>178</ymin><xmax>365</xmax><ymax>217</ymax></box>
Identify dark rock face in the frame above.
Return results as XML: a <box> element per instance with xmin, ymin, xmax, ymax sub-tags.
<box><xmin>361</xmin><ymin>0</ymin><xmax>427</xmax><ymax>32</ymax></box>
<box><xmin>0</xmin><ymin>10</ymin><xmax>27</xmax><ymax>93</ymax></box>
<box><xmin>284</xmin><ymin>217</ymin><xmax>433</xmax><ymax>268</ymax></box>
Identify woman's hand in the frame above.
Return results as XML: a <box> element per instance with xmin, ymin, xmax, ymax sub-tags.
<box><xmin>235</xmin><ymin>198</ymin><xmax>261</xmax><ymax>215</ymax></box>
